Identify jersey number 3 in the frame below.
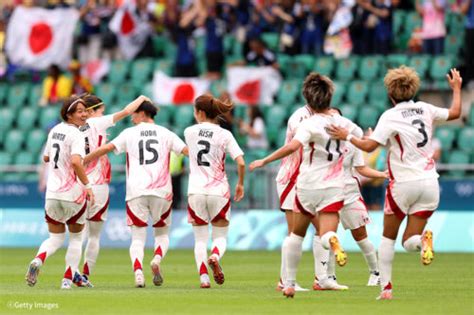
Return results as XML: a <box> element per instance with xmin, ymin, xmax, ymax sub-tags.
<box><xmin>412</xmin><ymin>119</ymin><xmax>428</xmax><ymax>148</ymax></box>
<box><xmin>138</xmin><ymin>139</ymin><xmax>159</xmax><ymax>165</ymax></box>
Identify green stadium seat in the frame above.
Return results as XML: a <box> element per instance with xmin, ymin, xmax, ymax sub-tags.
<box><xmin>335</xmin><ymin>57</ymin><xmax>358</xmax><ymax>81</ymax></box>
<box><xmin>131</xmin><ymin>58</ymin><xmax>154</xmax><ymax>84</ymax></box>
<box><xmin>248</xmin><ymin>170</ymin><xmax>268</xmax><ymax>208</ymax></box>
<box><xmin>15</xmin><ymin>151</ymin><xmax>35</xmax><ymax>165</ymax></box>
<box><xmin>265</xmin><ymin>106</ymin><xmax>287</xmax><ymax>145</ymax></box>
<box><xmin>331</xmin><ymin>81</ymin><xmax>347</xmax><ymax>106</ymax></box>
<box><xmin>435</xmin><ymin>126</ymin><xmax>456</xmax><ymax>151</ymax></box>
<box><xmin>339</xmin><ymin>104</ymin><xmax>358</xmax><ymax>121</ymax></box>
<box><xmin>261</xmin><ymin>32</ymin><xmax>279</xmax><ymax>51</ymax></box>
<box><xmin>28</xmin><ymin>84</ymin><xmax>42</xmax><ymax>107</ymax></box>
<box><xmin>155</xmin><ymin>105</ymin><xmax>173</xmax><ymax>126</ymax></box>
<box><xmin>0</xmin><ymin>151</ymin><xmax>12</xmax><ymax>165</ymax></box>
<box><xmin>359</xmin><ymin>56</ymin><xmax>381</xmax><ymax>81</ymax></box>
<box><xmin>444</xmin><ymin>35</ymin><xmax>463</xmax><ymax>56</ymax></box>
<box><xmin>152</xmin><ymin>35</ymin><xmax>167</xmax><ymax>56</ymax></box>
<box><xmin>277</xmin><ymin>80</ymin><xmax>300</xmax><ymax>106</ymax></box>
<box><xmin>7</xmin><ymin>83</ymin><xmax>31</xmax><ymax>108</ymax></box>
<box><xmin>368</xmin><ymin>81</ymin><xmax>388</xmax><ymax>110</ymax></box>
<box><xmin>231</xmin><ymin>40</ymin><xmax>243</xmax><ymax>58</ymax></box>
<box><xmin>39</xmin><ymin>106</ymin><xmax>60</xmax><ymax>129</ymax></box>
<box><xmin>313</xmin><ymin>56</ymin><xmax>334</xmax><ymax>76</ymax></box>
<box><xmin>0</xmin><ymin>84</ymin><xmax>8</xmax><ymax>105</ymax></box>
<box><xmin>457</xmin><ymin>127</ymin><xmax>474</xmax><ymax>153</ymax></box>
<box><xmin>233</xmin><ymin>105</ymin><xmax>247</xmax><ymax>120</ymax></box>
<box><xmin>357</xmin><ymin>107</ymin><xmax>380</xmax><ymax>130</ymax></box>
<box><xmin>174</xmin><ymin>105</ymin><xmax>195</xmax><ymax>128</ymax></box>
<box><xmin>116</xmin><ymin>83</ymin><xmax>138</xmax><ymax>104</ymax></box>
<box><xmin>4</xmin><ymin>129</ymin><xmax>25</xmax><ymax>153</ymax></box>
<box><xmin>195</xmin><ymin>36</ymin><xmax>206</xmax><ymax>59</ymax></box>
<box><xmin>447</xmin><ymin>12</ymin><xmax>466</xmax><ymax>35</ymax></box>
<box><xmin>430</xmin><ymin>56</ymin><xmax>453</xmax><ymax>80</ymax></box>
<box><xmin>210</xmin><ymin>79</ymin><xmax>227</xmax><ymax>97</ymax></box>
<box><xmin>26</xmin><ymin>129</ymin><xmax>47</xmax><ymax>154</ymax></box>
<box><xmin>95</xmin><ymin>82</ymin><xmax>116</xmax><ymax>105</ymax></box>
<box><xmin>155</xmin><ymin>59</ymin><xmax>174</xmax><ymax>76</ymax></box>
<box><xmin>468</xmin><ymin>106</ymin><xmax>474</xmax><ymax>126</ymax></box>
<box><xmin>294</xmin><ymin>54</ymin><xmax>315</xmax><ymax>73</ymax></box>
<box><xmin>109</xmin><ymin>152</ymin><xmax>126</xmax><ymax>166</ymax></box>
<box><xmin>386</xmin><ymin>54</ymin><xmax>408</xmax><ymax>68</ymax></box>
<box><xmin>0</xmin><ymin>108</ymin><xmax>15</xmax><ymax>133</ymax></box>
<box><xmin>409</xmin><ymin>55</ymin><xmax>431</xmax><ymax>79</ymax></box>
<box><xmin>447</xmin><ymin>150</ymin><xmax>469</xmax><ymax>178</ymax></box>
<box><xmin>223</xmin><ymin>35</ymin><xmax>235</xmax><ymax>54</ymax></box>
<box><xmin>392</xmin><ymin>10</ymin><xmax>405</xmax><ymax>35</ymax></box>
<box><xmin>347</xmin><ymin>81</ymin><xmax>369</xmax><ymax>105</ymax></box>
<box><xmin>3</xmin><ymin>173</ymin><xmax>24</xmax><ymax>181</ymax></box>
<box><xmin>17</xmin><ymin>107</ymin><xmax>38</xmax><ymax>131</ymax></box>
<box><xmin>283</xmin><ymin>58</ymin><xmax>308</xmax><ymax>79</ymax></box>
<box><xmin>405</xmin><ymin>11</ymin><xmax>422</xmax><ymax>35</ymax></box>
<box><xmin>109</xmin><ymin>60</ymin><xmax>131</xmax><ymax>84</ymax></box>
<box><xmin>276</xmin><ymin>129</ymin><xmax>287</xmax><ymax>148</ymax></box>
<box><xmin>164</xmin><ymin>42</ymin><xmax>177</xmax><ymax>60</ymax></box>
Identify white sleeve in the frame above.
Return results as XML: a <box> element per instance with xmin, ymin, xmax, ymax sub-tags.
<box><xmin>169</xmin><ymin>131</ymin><xmax>186</xmax><ymax>155</ymax></box>
<box><xmin>427</xmin><ymin>104</ymin><xmax>449</xmax><ymax>122</ymax></box>
<box><xmin>352</xmin><ymin>126</ymin><xmax>364</xmax><ymax>138</ymax></box>
<box><xmin>70</xmin><ymin>131</ymin><xmax>86</xmax><ymax>158</ymax></box>
<box><xmin>90</xmin><ymin>114</ymin><xmax>115</xmax><ymax>132</ymax></box>
<box><xmin>352</xmin><ymin>148</ymin><xmax>365</xmax><ymax>167</ymax></box>
<box><xmin>226</xmin><ymin>133</ymin><xmax>244</xmax><ymax>159</ymax></box>
<box><xmin>341</xmin><ymin>117</ymin><xmax>360</xmax><ymax>135</ymax></box>
<box><xmin>369</xmin><ymin>113</ymin><xmax>393</xmax><ymax>146</ymax></box>
<box><xmin>111</xmin><ymin>130</ymin><xmax>128</xmax><ymax>154</ymax></box>
<box><xmin>43</xmin><ymin>135</ymin><xmax>51</xmax><ymax>157</ymax></box>
<box><xmin>293</xmin><ymin>123</ymin><xmax>311</xmax><ymax>145</ymax></box>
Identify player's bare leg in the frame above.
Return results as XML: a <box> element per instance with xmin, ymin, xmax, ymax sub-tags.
<box><xmin>151</xmin><ymin>226</ymin><xmax>169</xmax><ymax>286</ymax></box>
<box><xmin>208</xmin><ymin>218</ymin><xmax>228</xmax><ymax>285</ymax></box>
<box><xmin>402</xmin><ymin>214</ymin><xmax>433</xmax><ymax>265</ymax></box>
<box><xmin>377</xmin><ymin>214</ymin><xmax>403</xmax><ymax>300</ymax></box>
<box><xmin>351</xmin><ymin>226</ymin><xmax>380</xmax><ymax>286</ymax></box>
<box><xmin>193</xmin><ymin>224</ymin><xmax>211</xmax><ymax>288</ymax></box>
<box><xmin>26</xmin><ymin>223</ymin><xmax>66</xmax><ymax>287</ymax></box>
<box><xmin>130</xmin><ymin>226</ymin><xmax>147</xmax><ymax>288</ymax></box>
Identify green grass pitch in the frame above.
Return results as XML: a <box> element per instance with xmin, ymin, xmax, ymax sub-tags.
<box><xmin>0</xmin><ymin>249</ymin><xmax>473</xmax><ymax>315</ymax></box>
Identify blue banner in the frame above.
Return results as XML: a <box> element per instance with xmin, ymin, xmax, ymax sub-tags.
<box><xmin>1</xmin><ymin>209</ymin><xmax>473</xmax><ymax>252</ymax></box>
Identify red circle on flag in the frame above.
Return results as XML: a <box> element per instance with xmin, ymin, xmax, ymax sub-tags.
<box><xmin>236</xmin><ymin>80</ymin><xmax>260</xmax><ymax>105</ymax></box>
<box><xmin>29</xmin><ymin>22</ymin><xmax>53</xmax><ymax>55</ymax></box>
<box><xmin>121</xmin><ymin>11</ymin><xmax>135</xmax><ymax>35</ymax></box>
<box><xmin>173</xmin><ymin>83</ymin><xmax>195</xmax><ymax>104</ymax></box>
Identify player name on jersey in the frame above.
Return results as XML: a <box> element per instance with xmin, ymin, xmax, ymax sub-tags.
<box><xmin>401</xmin><ymin>108</ymin><xmax>424</xmax><ymax>118</ymax></box>
<box><xmin>199</xmin><ymin>129</ymin><xmax>214</xmax><ymax>138</ymax></box>
<box><xmin>52</xmin><ymin>132</ymin><xmax>66</xmax><ymax>141</ymax></box>
<box><xmin>140</xmin><ymin>130</ymin><xmax>157</xmax><ymax>137</ymax></box>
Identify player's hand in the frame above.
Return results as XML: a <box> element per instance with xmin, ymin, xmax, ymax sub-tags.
<box><xmin>382</xmin><ymin>170</ymin><xmax>390</xmax><ymax>179</ymax></box>
<box><xmin>234</xmin><ymin>184</ymin><xmax>244</xmax><ymax>202</ymax></box>
<box><xmin>446</xmin><ymin>68</ymin><xmax>462</xmax><ymax>91</ymax></box>
<box><xmin>86</xmin><ymin>188</ymin><xmax>95</xmax><ymax>206</ymax></box>
<box><xmin>249</xmin><ymin>159</ymin><xmax>265</xmax><ymax>171</ymax></box>
<box><xmin>327</xmin><ymin>125</ymin><xmax>349</xmax><ymax>140</ymax></box>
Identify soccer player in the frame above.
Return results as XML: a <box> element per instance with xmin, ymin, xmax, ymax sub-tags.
<box><xmin>250</xmin><ymin>73</ymin><xmax>361</xmax><ymax>298</ymax></box>
<box><xmin>328</xmin><ymin>67</ymin><xmax>462</xmax><ymax>300</ymax></box>
<box><xmin>84</xmin><ymin>101</ymin><xmax>188</xmax><ymax>288</ymax></box>
<box><xmin>25</xmin><ymin>96</ymin><xmax>95</xmax><ymax>289</ymax></box>
<box><xmin>78</xmin><ymin>94</ymin><xmax>151</xmax><ymax>286</ymax></box>
<box><xmin>185</xmin><ymin>94</ymin><xmax>245</xmax><ymax>289</ymax></box>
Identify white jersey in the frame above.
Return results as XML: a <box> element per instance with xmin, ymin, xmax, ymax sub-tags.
<box><xmin>342</xmin><ymin>140</ymin><xmax>365</xmax><ymax>205</ymax></box>
<box><xmin>370</xmin><ymin>101</ymin><xmax>449</xmax><ymax>183</ymax></box>
<box><xmin>185</xmin><ymin>122</ymin><xmax>244</xmax><ymax>197</ymax></box>
<box><xmin>80</xmin><ymin>115</ymin><xmax>115</xmax><ymax>185</ymax></box>
<box><xmin>293</xmin><ymin>113</ymin><xmax>359</xmax><ymax>190</ymax></box>
<box><xmin>43</xmin><ymin>122</ymin><xmax>86</xmax><ymax>202</ymax></box>
<box><xmin>276</xmin><ymin>105</ymin><xmax>314</xmax><ymax>185</ymax></box>
<box><xmin>111</xmin><ymin>122</ymin><xmax>186</xmax><ymax>201</ymax></box>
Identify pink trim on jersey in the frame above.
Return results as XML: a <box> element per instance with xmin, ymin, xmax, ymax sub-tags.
<box><xmin>387</xmin><ymin>152</ymin><xmax>394</xmax><ymax>180</ymax></box>
<box><xmin>294</xmin><ymin>194</ymin><xmax>314</xmax><ymax>217</ymax></box>
<box><xmin>45</xmin><ymin>213</ymin><xmax>62</xmax><ymax>225</ymax></box>
<box><xmin>323</xmin><ymin>155</ymin><xmax>344</xmax><ymax>181</ymax></box>
<box><xmin>88</xmin><ymin>198</ymin><xmax>109</xmax><ymax>221</ymax></box>
<box><xmin>66</xmin><ymin>200</ymin><xmax>88</xmax><ymax>225</ymax></box>
<box><xmin>319</xmin><ymin>200</ymin><xmax>344</xmax><ymax>213</ymax></box>
<box><xmin>279</xmin><ymin>168</ymin><xmax>299</xmax><ymax>208</ymax></box>
<box><xmin>126</xmin><ymin>202</ymin><xmax>148</xmax><ymax>227</ymax></box>
<box><xmin>358</xmin><ymin>197</ymin><xmax>368</xmax><ymax>211</ymax></box>
<box><xmin>413</xmin><ymin>210</ymin><xmax>434</xmax><ymax>219</ymax></box>
<box><xmin>152</xmin><ymin>206</ymin><xmax>172</xmax><ymax>228</ymax></box>
<box><xmin>187</xmin><ymin>205</ymin><xmax>208</xmax><ymax>225</ymax></box>
<box><xmin>394</xmin><ymin>134</ymin><xmax>404</xmax><ymax>162</ymax></box>
<box><xmin>385</xmin><ymin>183</ymin><xmax>405</xmax><ymax>220</ymax></box>
<box><xmin>211</xmin><ymin>199</ymin><xmax>231</xmax><ymax>223</ymax></box>
<box><xmin>57</xmin><ymin>170</ymin><xmax>77</xmax><ymax>193</ymax></box>
<box><xmin>309</xmin><ymin>142</ymin><xmax>315</xmax><ymax>165</ymax></box>
<box><xmin>204</xmin><ymin>147</ymin><xmax>226</xmax><ymax>190</ymax></box>
<box><xmin>353</xmin><ymin>176</ymin><xmax>363</xmax><ymax>194</ymax></box>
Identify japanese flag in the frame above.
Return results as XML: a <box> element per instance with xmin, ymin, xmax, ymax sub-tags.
<box><xmin>227</xmin><ymin>66</ymin><xmax>282</xmax><ymax>105</ymax></box>
<box><xmin>5</xmin><ymin>6</ymin><xmax>79</xmax><ymax>70</ymax></box>
<box><xmin>152</xmin><ymin>71</ymin><xmax>211</xmax><ymax>105</ymax></box>
<box><xmin>109</xmin><ymin>4</ymin><xmax>152</xmax><ymax>60</ymax></box>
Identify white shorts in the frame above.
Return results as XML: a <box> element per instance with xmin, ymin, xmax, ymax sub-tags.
<box><xmin>294</xmin><ymin>187</ymin><xmax>344</xmax><ymax>217</ymax></box>
<box><xmin>276</xmin><ymin>181</ymin><xmax>296</xmax><ymax>211</ymax></box>
<box><xmin>87</xmin><ymin>184</ymin><xmax>109</xmax><ymax>221</ymax></box>
<box><xmin>339</xmin><ymin>198</ymin><xmax>371</xmax><ymax>230</ymax></box>
<box><xmin>45</xmin><ymin>199</ymin><xmax>87</xmax><ymax>225</ymax></box>
<box><xmin>384</xmin><ymin>178</ymin><xmax>440</xmax><ymax>220</ymax></box>
<box><xmin>126</xmin><ymin>196</ymin><xmax>172</xmax><ymax>227</ymax></box>
<box><xmin>188</xmin><ymin>194</ymin><xmax>231</xmax><ymax>224</ymax></box>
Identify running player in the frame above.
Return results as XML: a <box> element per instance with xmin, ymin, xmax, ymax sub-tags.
<box><xmin>185</xmin><ymin>94</ymin><xmax>245</xmax><ymax>289</ymax></box>
<box><xmin>328</xmin><ymin>67</ymin><xmax>462</xmax><ymax>300</ymax></box>
<box><xmin>79</xmin><ymin>94</ymin><xmax>151</xmax><ymax>286</ymax></box>
<box><xmin>84</xmin><ymin>101</ymin><xmax>188</xmax><ymax>288</ymax></box>
<box><xmin>25</xmin><ymin>96</ymin><xmax>95</xmax><ymax>289</ymax></box>
<box><xmin>250</xmin><ymin>73</ymin><xmax>361</xmax><ymax>298</ymax></box>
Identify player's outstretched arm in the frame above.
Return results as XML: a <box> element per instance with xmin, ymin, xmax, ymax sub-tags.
<box><xmin>355</xmin><ymin>166</ymin><xmax>389</xmax><ymax>179</ymax></box>
<box><xmin>327</xmin><ymin>126</ymin><xmax>380</xmax><ymax>153</ymax></box>
<box><xmin>446</xmin><ymin>68</ymin><xmax>462</xmax><ymax>121</ymax></box>
<box><xmin>84</xmin><ymin>143</ymin><xmax>116</xmax><ymax>165</ymax></box>
<box><xmin>249</xmin><ymin>139</ymin><xmax>302</xmax><ymax>171</ymax></box>
<box><xmin>71</xmin><ymin>154</ymin><xmax>95</xmax><ymax>205</ymax></box>
<box><xmin>112</xmin><ymin>95</ymin><xmax>151</xmax><ymax>123</ymax></box>
<box><xmin>234</xmin><ymin>155</ymin><xmax>245</xmax><ymax>202</ymax></box>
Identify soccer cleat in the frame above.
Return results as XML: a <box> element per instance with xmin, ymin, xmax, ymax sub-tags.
<box><xmin>377</xmin><ymin>289</ymin><xmax>393</xmax><ymax>300</ymax></box>
<box><xmin>150</xmin><ymin>261</ymin><xmax>163</xmax><ymax>286</ymax></box>
<box><xmin>200</xmin><ymin>274</ymin><xmax>211</xmax><ymax>289</ymax></box>
<box><xmin>367</xmin><ymin>271</ymin><xmax>381</xmax><ymax>286</ymax></box>
<box><xmin>313</xmin><ymin>277</ymin><xmax>349</xmax><ymax>291</ymax></box>
<box><xmin>295</xmin><ymin>283</ymin><xmax>309</xmax><ymax>292</ymax></box>
<box><xmin>135</xmin><ymin>270</ymin><xmax>145</xmax><ymax>288</ymax></box>
<box><xmin>208</xmin><ymin>256</ymin><xmax>224</xmax><ymax>285</ymax></box>
<box><xmin>329</xmin><ymin>236</ymin><xmax>347</xmax><ymax>267</ymax></box>
<box><xmin>421</xmin><ymin>230</ymin><xmax>434</xmax><ymax>265</ymax></box>
<box><xmin>73</xmin><ymin>272</ymin><xmax>94</xmax><ymax>288</ymax></box>
<box><xmin>276</xmin><ymin>279</ymin><xmax>284</xmax><ymax>291</ymax></box>
<box><xmin>60</xmin><ymin>278</ymin><xmax>72</xmax><ymax>290</ymax></box>
<box><xmin>282</xmin><ymin>286</ymin><xmax>295</xmax><ymax>298</ymax></box>
<box><xmin>25</xmin><ymin>258</ymin><xmax>42</xmax><ymax>287</ymax></box>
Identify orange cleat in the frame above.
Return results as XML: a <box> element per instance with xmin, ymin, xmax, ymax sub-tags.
<box><xmin>329</xmin><ymin>236</ymin><xmax>347</xmax><ymax>267</ymax></box>
<box><xmin>208</xmin><ymin>256</ymin><xmax>225</xmax><ymax>285</ymax></box>
<box><xmin>283</xmin><ymin>287</ymin><xmax>295</xmax><ymax>298</ymax></box>
<box><xmin>421</xmin><ymin>230</ymin><xmax>434</xmax><ymax>266</ymax></box>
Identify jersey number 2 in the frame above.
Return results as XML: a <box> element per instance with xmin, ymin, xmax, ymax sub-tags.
<box><xmin>412</xmin><ymin>119</ymin><xmax>428</xmax><ymax>148</ymax></box>
<box><xmin>138</xmin><ymin>139</ymin><xmax>159</xmax><ymax>165</ymax></box>
<box><xmin>197</xmin><ymin>140</ymin><xmax>210</xmax><ymax>167</ymax></box>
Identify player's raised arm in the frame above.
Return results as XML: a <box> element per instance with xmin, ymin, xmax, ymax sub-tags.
<box><xmin>234</xmin><ymin>155</ymin><xmax>245</xmax><ymax>202</ymax></box>
<box><xmin>249</xmin><ymin>139</ymin><xmax>302</xmax><ymax>171</ymax></box>
<box><xmin>112</xmin><ymin>95</ymin><xmax>151</xmax><ymax>123</ymax></box>
<box><xmin>446</xmin><ymin>68</ymin><xmax>463</xmax><ymax>121</ymax></box>
<box><xmin>83</xmin><ymin>143</ymin><xmax>116</xmax><ymax>165</ymax></box>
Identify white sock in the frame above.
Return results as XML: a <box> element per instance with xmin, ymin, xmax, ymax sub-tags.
<box><xmin>357</xmin><ymin>237</ymin><xmax>379</xmax><ymax>272</ymax></box>
<box><xmin>193</xmin><ymin>225</ymin><xmax>209</xmax><ymax>276</ymax></box>
<box><xmin>83</xmin><ymin>221</ymin><xmax>103</xmax><ymax>276</ymax></box>
<box><xmin>153</xmin><ymin>226</ymin><xmax>170</xmax><ymax>264</ymax></box>
<box><xmin>35</xmin><ymin>232</ymin><xmax>66</xmax><ymax>264</ymax></box>
<box><xmin>312</xmin><ymin>235</ymin><xmax>329</xmax><ymax>281</ymax></box>
<box><xmin>129</xmin><ymin>226</ymin><xmax>146</xmax><ymax>273</ymax></box>
<box><xmin>280</xmin><ymin>236</ymin><xmax>290</xmax><ymax>284</ymax></box>
<box><xmin>285</xmin><ymin>233</ymin><xmax>304</xmax><ymax>287</ymax></box>
<box><xmin>64</xmin><ymin>231</ymin><xmax>83</xmax><ymax>280</ymax></box>
<box><xmin>379</xmin><ymin>236</ymin><xmax>396</xmax><ymax>290</ymax></box>
<box><xmin>327</xmin><ymin>249</ymin><xmax>336</xmax><ymax>278</ymax></box>
<box><xmin>320</xmin><ymin>231</ymin><xmax>338</xmax><ymax>250</ymax></box>
<box><xmin>210</xmin><ymin>226</ymin><xmax>228</xmax><ymax>261</ymax></box>
<box><xmin>403</xmin><ymin>235</ymin><xmax>422</xmax><ymax>252</ymax></box>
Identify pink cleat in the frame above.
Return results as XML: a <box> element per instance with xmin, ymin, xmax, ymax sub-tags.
<box><xmin>208</xmin><ymin>256</ymin><xmax>225</xmax><ymax>285</ymax></box>
<box><xmin>377</xmin><ymin>282</ymin><xmax>393</xmax><ymax>300</ymax></box>
<box><xmin>283</xmin><ymin>286</ymin><xmax>295</xmax><ymax>298</ymax></box>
